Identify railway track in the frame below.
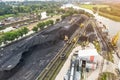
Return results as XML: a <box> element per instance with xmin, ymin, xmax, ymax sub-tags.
<box><xmin>36</xmin><ymin>17</ymin><xmax>90</xmax><ymax>80</ymax></box>
<box><xmin>94</xmin><ymin>20</ymin><xmax>118</xmax><ymax>56</ymax></box>
<box><xmin>36</xmin><ymin>32</ymin><xmax>77</xmax><ymax>80</ymax></box>
<box><xmin>90</xmin><ymin>20</ymin><xmax>114</xmax><ymax>79</ymax></box>
<box><xmin>91</xmin><ymin>20</ymin><xmax>112</xmax><ymax>59</ymax></box>
<box><xmin>36</xmin><ymin>26</ymin><xmax>79</xmax><ymax>80</ymax></box>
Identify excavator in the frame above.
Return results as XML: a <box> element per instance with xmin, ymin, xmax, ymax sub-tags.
<box><xmin>111</xmin><ymin>31</ymin><xmax>120</xmax><ymax>46</ymax></box>
<box><xmin>64</xmin><ymin>35</ymin><xmax>78</xmax><ymax>43</ymax></box>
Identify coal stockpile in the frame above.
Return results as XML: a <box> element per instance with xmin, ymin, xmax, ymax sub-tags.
<box><xmin>0</xmin><ymin>15</ymin><xmax>88</xmax><ymax>80</ymax></box>
<box><xmin>85</xmin><ymin>23</ymin><xmax>97</xmax><ymax>42</ymax></box>
<box><xmin>86</xmin><ymin>23</ymin><xmax>94</xmax><ymax>34</ymax></box>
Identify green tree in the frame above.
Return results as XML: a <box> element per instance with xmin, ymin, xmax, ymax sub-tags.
<box><xmin>45</xmin><ymin>20</ymin><xmax>50</xmax><ymax>26</ymax></box>
<box><xmin>37</xmin><ymin>22</ymin><xmax>45</xmax><ymax>29</ymax></box>
<box><xmin>56</xmin><ymin>18</ymin><xmax>60</xmax><ymax>22</ymax></box>
<box><xmin>3</xmin><ymin>32</ymin><xmax>15</xmax><ymax>41</ymax></box>
<box><xmin>0</xmin><ymin>37</ymin><xmax>3</xmax><ymax>45</ymax></box>
<box><xmin>17</xmin><ymin>29</ymin><xmax>24</xmax><ymax>37</ymax></box>
<box><xmin>32</xmin><ymin>26</ymin><xmax>38</xmax><ymax>32</ymax></box>
<box><xmin>49</xmin><ymin>20</ymin><xmax>54</xmax><ymax>25</ymax></box>
<box><xmin>21</xmin><ymin>27</ymin><xmax>29</xmax><ymax>35</ymax></box>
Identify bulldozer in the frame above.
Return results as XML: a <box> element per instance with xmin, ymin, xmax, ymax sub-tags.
<box><xmin>111</xmin><ymin>31</ymin><xmax>120</xmax><ymax>46</ymax></box>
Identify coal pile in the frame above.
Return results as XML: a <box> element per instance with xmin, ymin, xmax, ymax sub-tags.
<box><xmin>85</xmin><ymin>23</ymin><xmax>97</xmax><ymax>42</ymax></box>
<box><xmin>0</xmin><ymin>14</ymin><xmax>88</xmax><ymax>80</ymax></box>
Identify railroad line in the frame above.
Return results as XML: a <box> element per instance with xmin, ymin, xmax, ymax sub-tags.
<box><xmin>36</xmin><ymin>26</ymin><xmax>79</xmax><ymax>80</ymax></box>
<box><xmin>36</xmin><ymin>18</ymin><xmax>90</xmax><ymax>80</ymax></box>
<box><xmin>91</xmin><ymin>20</ymin><xmax>112</xmax><ymax>59</ymax></box>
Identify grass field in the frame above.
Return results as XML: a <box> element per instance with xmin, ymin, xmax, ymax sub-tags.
<box><xmin>80</xmin><ymin>4</ymin><xmax>108</xmax><ymax>10</ymax></box>
<box><xmin>0</xmin><ymin>13</ymin><xmax>28</xmax><ymax>21</ymax></box>
<box><xmin>99</xmin><ymin>11</ymin><xmax>120</xmax><ymax>22</ymax></box>
<box><xmin>0</xmin><ymin>14</ymin><xmax>14</xmax><ymax>20</ymax></box>
<box><xmin>80</xmin><ymin>4</ymin><xmax>120</xmax><ymax>22</ymax></box>
<box><xmin>98</xmin><ymin>72</ymin><xmax>116</xmax><ymax>80</ymax></box>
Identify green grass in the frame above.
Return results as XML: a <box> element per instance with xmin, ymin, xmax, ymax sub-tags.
<box><xmin>0</xmin><ymin>14</ymin><xmax>15</xmax><ymax>20</ymax></box>
<box><xmin>98</xmin><ymin>72</ymin><xmax>116</xmax><ymax>80</ymax></box>
<box><xmin>80</xmin><ymin>4</ymin><xmax>108</xmax><ymax>10</ymax></box>
<box><xmin>99</xmin><ymin>12</ymin><xmax>120</xmax><ymax>22</ymax></box>
<box><xmin>80</xmin><ymin>4</ymin><xmax>120</xmax><ymax>22</ymax></box>
<box><xmin>0</xmin><ymin>13</ymin><xmax>29</xmax><ymax>21</ymax></box>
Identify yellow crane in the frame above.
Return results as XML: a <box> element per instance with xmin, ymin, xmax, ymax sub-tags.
<box><xmin>111</xmin><ymin>31</ymin><xmax>120</xmax><ymax>46</ymax></box>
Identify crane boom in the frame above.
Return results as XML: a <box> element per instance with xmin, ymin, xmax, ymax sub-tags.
<box><xmin>111</xmin><ymin>31</ymin><xmax>120</xmax><ymax>46</ymax></box>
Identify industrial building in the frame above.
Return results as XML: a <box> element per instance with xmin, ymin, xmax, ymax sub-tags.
<box><xmin>64</xmin><ymin>43</ymin><xmax>99</xmax><ymax>80</ymax></box>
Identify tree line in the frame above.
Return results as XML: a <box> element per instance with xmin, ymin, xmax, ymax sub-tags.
<box><xmin>0</xmin><ymin>2</ymin><xmax>61</xmax><ymax>16</ymax></box>
<box><xmin>32</xmin><ymin>20</ymin><xmax>54</xmax><ymax>32</ymax></box>
<box><xmin>0</xmin><ymin>19</ymin><xmax>54</xmax><ymax>45</ymax></box>
<box><xmin>0</xmin><ymin>7</ymin><xmax>94</xmax><ymax>46</ymax></box>
<box><xmin>0</xmin><ymin>27</ymin><xmax>29</xmax><ymax>45</ymax></box>
<box><xmin>60</xmin><ymin>7</ymin><xmax>94</xmax><ymax>20</ymax></box>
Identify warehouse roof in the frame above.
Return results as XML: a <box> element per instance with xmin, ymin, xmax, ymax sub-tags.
<box><xmin>78</xmin><ymin>49</ymin><xmax>98</xmax><ymax>57</ymax></box>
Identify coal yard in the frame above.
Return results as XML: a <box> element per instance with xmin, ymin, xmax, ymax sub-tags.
<box><xmin>0</xmin><ymin>14</ymin><xmax>88</xmax><ymax>80</ymax></box>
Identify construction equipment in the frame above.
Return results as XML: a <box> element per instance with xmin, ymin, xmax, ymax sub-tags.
<box><xmin>80</xmin><ymin>23</ymin><xmax>84</xmax><ymax>28</ymax></box>
<box><xmin>111</xmin><ymin>31</ymin><xmax>120</xmax><ymax>46</ymax></box>
<box><xmin>64</xmin><ymin>35</ymin><xmax>68</xmax><ymax>41</ymax></box>
<box><xmin>72</xmin><ymin>36</ymin><xmax>77</xmax><ymax>43</ymax></box>
<box><xmin>69</xmin><ymin>18</ymin><xmax>76</xmax><ymax>24</ymax></box>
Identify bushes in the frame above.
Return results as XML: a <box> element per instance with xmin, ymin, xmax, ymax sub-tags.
<box><xmin>32</xmin><ymin>19</ymin><xmax>54</xmax><ymax>32</ymax></box>
<box><xmin>0</xmin><ymin>19</ymin><xmax>54</xmax><ymax>45</ymax></box>
<box><xmin>37</xmin><ymin>22</ymin><xmax>45</xmax><ymax>29</ymax></box>
<box><xmin>61</xmin><ymin>13</ymin><xmax>71</xmax><ymax>20</ymax></box>
<box><xmin>0</xmin><ymin>37</ymin><xmax>3</xmax><ymax>45</ymax></box>
<box><xmin>61</xmin><ymin>8</ymin><xmax>94</xmax><ymax>20</ymax></box>
<box><xmin>98</xmin><ymin>72</ymin><xmax>116</xmax><ymax>80</ymax></box>
<box><xmin>56</xmin><ymin>18</ymin><xmax>60</xmax><ymax>22</ymax></box>
<box><xmin>45</xmin><ymin>20</ymin><xmax>54</xmax><ymax>26</ymax></box>
<box><xmin>0</xmin><ymin>27</ymin><xmax>29</xmax><ymax>44</ymax></box>
<box><xmin>32</xmin><ymin>27</ymin><xmax>38</xmax><ymax>32</ymax></box>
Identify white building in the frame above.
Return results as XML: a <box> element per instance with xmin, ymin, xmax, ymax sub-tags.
<box><xmin>64</xmin><ymin>43</ymin><xmax>99</xmax><ymax>80</ymax></box>
<box><xmin>78</xmin><ymin>48</ymin><xmax>98</xmax><ymax>70</ymax></box>
<box><xmin>41</xmin><ymin>12</ymin><xmax>48</xmax><ymax>19</ymax></box>
<box><xmin>75</xmin><ymin>43</ymin><xmax>99</xmax><ymax>70</ymax></box>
